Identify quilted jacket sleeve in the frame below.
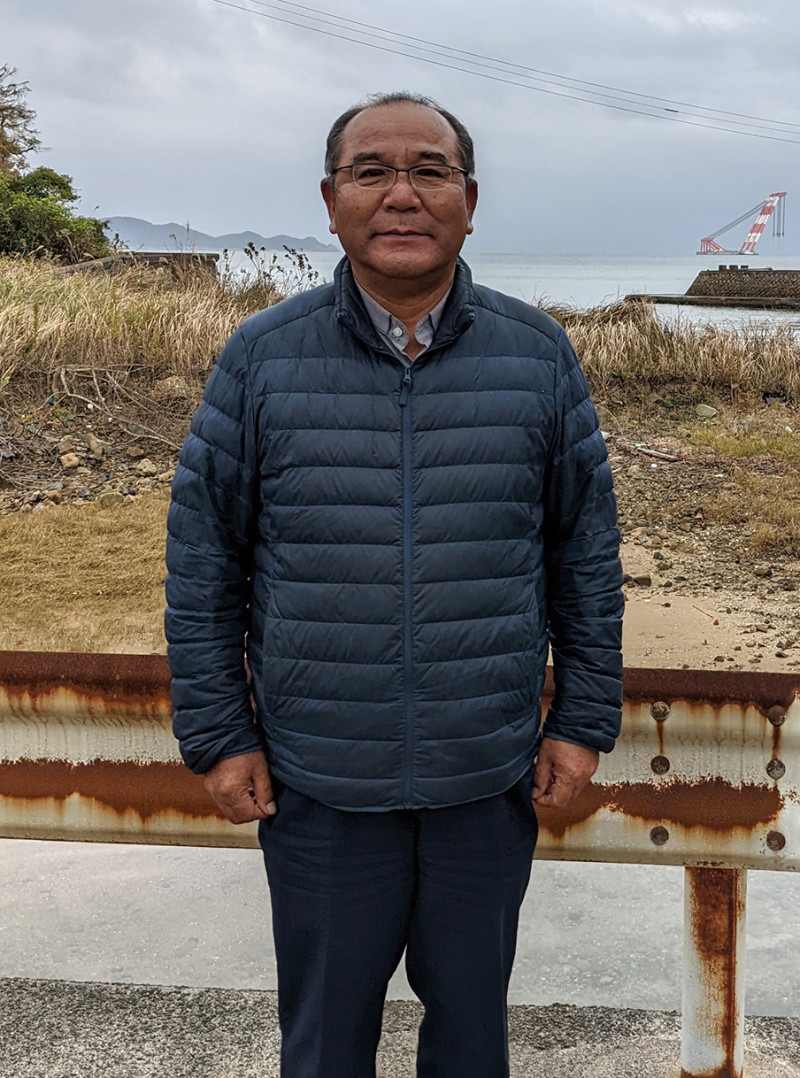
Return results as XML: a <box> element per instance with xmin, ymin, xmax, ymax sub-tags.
<box><xmin>165</xmin><ymin>328</ymin><xmax>264</xmax><ymax>774</ymax></box>
<box><xmin>541</xmin><ymin>329</ymin><xmax>624</xmax><ymax>754</ymax></box>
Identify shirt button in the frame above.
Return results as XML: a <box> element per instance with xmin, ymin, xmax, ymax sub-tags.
<box><xmin>391</xmin><ymin>326</ymin><xmax>404</xmax><ymax>338</ymax></box>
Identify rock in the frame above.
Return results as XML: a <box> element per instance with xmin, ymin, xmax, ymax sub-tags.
<box><xmin>754</xmin><ymin>567</ymin><xmax>772</xmax><ymax>578</ymax></box>
<box><xmin>632</xmin><ymin>574</ymin><xmax>652</xmax><ymax>587</ymax></box>
<box><xmin>695</xmin><ymin>404</ymin><xmax>718</xmax><ymax>419</ymax></box>
<box><xmin>655</xmin><ymin>560</ymin><xmax>673</xmax><ymax>571</ymax></box>
<box><xmin>755</xmin><ymin>624</ymin><xmax>768</xmax><ymax>632</ymax></box>
<box><xmin>621</xmin><ymin>573</ymin><xmax>633</xmax><ymax>585</ymax></box>
<box><xmin>58</xmin><ymin>436</ymin><xmax>76</xmax><ymax>454</ymax></box>
<box><xmin>776</xmin><ymin>652</ymin><xmax>788</xmax><ymax>659</ymax></box>
<box><xmin>714</xmin><ymin>655</ymin><xmax>725</xmax><ymax>663</ymax></box>
<box><xmin>126</xmin><ymin>421</ymin><xmax>147</xmax><ymax>437</ymax></box>
<box><xmin>98</xmin><ymin>491</ymin><xmax>125</xmax><ymax>509</ymax></box>
<box><xmin>126</xmin><ymin>445</ymin><xmax>147</xmax><ymax>460</ymax></box>
<box><xmin>157</xmin><ymin>469</ymin><xmax>175</xmax><ymax>482</ymax></box>
<box><xmin>60</xmin><ymin>452</ymin><xmax>80</xmax><ymax>470</ymax></box>
<box><xmin>44</xmin><ymin>490</ymin><xmax>62</xmax><ymax>503</ymax></box>
<box><xmin>748</xmin><ymin>657</ymin><xmax>762</xmax><ymax>664</ymax></box>
<box><xmin>75</xmin><ymin>466</ymin><xmax>92</xmax><ymax>476</ymax></box>
<box><xmin>134</xmin><ymin>458</ymin><xmax>159</xmax><ymax>477</ymax></box>
<box><xmin>153</xmin><ymin>375</ymin><xmax>191</xmax><ymax>401</ymax></box>
<box><xmin>86</xmin><ymin>432</ymin><xmax>105</xmax><ymax>459</ymax></box>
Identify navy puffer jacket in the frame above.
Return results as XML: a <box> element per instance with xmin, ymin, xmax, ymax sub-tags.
<box><xmin>166</xmin><ymin>257</ymin><xmax>623</xmax><ymax>810</ymax></box>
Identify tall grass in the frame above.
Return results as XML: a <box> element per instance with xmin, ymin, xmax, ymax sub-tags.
<box><xmin>1</xmin><ymin>257</ymin><xmax>799</xmax><ymax>404</ymax></box>
<box><xmin>0</xmin><ymin>255</ymin><xmax>285</xmax><ymax>395</ymax></box>
<box><xmin>548</xmin><ymin>299</ymin><xmax>800</xmax><ymax>401</ymax></box>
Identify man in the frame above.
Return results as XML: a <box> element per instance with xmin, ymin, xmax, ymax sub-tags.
<box><xmin>166</xmin><ymin>91</ymin><xmax>623</xmax><ymax>1078</ymax></box>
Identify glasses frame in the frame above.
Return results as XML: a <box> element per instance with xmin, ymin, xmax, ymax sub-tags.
<box><xmin>329</xmin><ymin>162</ymin><xmax>470</xmax><ymax>192</ymax></box>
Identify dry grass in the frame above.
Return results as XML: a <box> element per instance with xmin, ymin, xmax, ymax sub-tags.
<box><xmin>1</xmin><ymin>258</ymin><xmax>798</xmax><ymax>413</ymax></box>
<box><xmin>0</xmin><ymin>493</ymin><xmax>168</xmax><ymax>652</ymax></box>
<box><xmin>701</xmin><ymin>467</ymin><xmax>800</xmax><ymax>557</ymax></box>
<box><xmin>0</xmin><ymin>255</ymin><xmax>285</xmax><ymax>400</ymax></box>
<box><xmin>690</xmin><ymin>426</ymin><xmax>800</xmax><ymax>461</ymax></box>
<box><xmin>546</xmin><ymin>299</ymin><xmax>800</xmax><ymax>402</ymax></box>
<box><xmin>687</xmin><ymin>404</ymin><xmax>800</xmax><ymax>461</ymax></box>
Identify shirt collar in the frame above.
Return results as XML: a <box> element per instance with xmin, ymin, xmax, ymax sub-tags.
<box><xmin>354</xmin><ymin>279</ymin><xmax>452</xmax><ymax>353</ymax></box>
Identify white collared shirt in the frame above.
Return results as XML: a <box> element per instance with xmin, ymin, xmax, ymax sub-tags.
<box><xmin>355</xmin><ymin>281</ymin><xmax>452</xmax><ymax>366</ymax></box>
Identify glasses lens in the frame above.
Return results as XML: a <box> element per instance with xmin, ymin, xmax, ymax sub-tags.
<box><xmin>352</xmin><ymin>164</ymin><xmax>395</xmax><ymax>188</ymax></box>
<box><xmin>410</xmin><ymin>166</ymin><xmax>452</xmax><ymax>189</ymax></box>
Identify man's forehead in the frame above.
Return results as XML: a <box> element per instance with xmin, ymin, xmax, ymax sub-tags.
<box><xmin>339</xmin><ymin>104</ymin><xmax>458</xmax><ymax>155</ymax></box>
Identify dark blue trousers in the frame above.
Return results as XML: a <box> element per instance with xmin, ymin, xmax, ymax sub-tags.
<box><xmin>258</xmin><ymin>766</ymin><xmax>538</xmax><ymax>1078</ymax></box>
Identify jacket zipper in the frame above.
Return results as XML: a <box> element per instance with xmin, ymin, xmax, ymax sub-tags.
<box><xmin>399</xmin><ymin>364</ymin><xmax>414</xmax><ymax>806</ymax></box>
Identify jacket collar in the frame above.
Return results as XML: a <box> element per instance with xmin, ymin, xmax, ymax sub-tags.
<box><xmin>334</xmin><ymin>256</ymin><xmax>476</xmax><ymax>359</ymax></box>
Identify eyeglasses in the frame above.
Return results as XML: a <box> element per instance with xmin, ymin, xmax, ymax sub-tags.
<box><xmin>329</xmin><ymin>162</ymin><xmax>470</xmax><ymax>191</ymax></box>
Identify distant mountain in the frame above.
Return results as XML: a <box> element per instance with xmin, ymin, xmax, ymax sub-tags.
<box><xmin>105</xmin><ymin>216</ymin><xmax>339</xmax><ymax>254</ymax></box>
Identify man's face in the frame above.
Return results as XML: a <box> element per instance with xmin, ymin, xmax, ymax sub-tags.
<box><xmin>321</xmin><ymin>103</ymin><xmax>478</xmax><ymax>284</ymax></box>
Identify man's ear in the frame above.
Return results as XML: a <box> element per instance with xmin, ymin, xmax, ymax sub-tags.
<box><xmin>465</xmin><ymin>179</ymin><xmax>478</xmax><ymax>236</ymax></box>
<box><xmin>320</xmin><ymin>177</ymin><xmax>338</xmax><ymax>235</ymax></box>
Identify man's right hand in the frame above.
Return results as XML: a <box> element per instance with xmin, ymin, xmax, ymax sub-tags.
<box><xmin>203</xmin><ymin>750</ymin><xmax>277</xmax><ymax>824</ymax></box>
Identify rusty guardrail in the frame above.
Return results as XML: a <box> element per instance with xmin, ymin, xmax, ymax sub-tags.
<box><xmin>1</xmin><ymin>650</ymin><xmax>798</xmax><ymax>1078</ymax></box>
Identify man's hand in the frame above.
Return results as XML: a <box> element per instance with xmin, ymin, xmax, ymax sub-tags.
<box><xmin>532</xmin><ymin>738</ymin><xmax>599</xmax><ymax>809</ymax></box>
<box><xmin>203</xmin><ymin>750</ymin><xmax>277</xmax><ymax>824</ymax></box>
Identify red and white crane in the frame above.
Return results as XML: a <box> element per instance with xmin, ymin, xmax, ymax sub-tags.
<box><xmin>698</xmin><ymin>192</ymin><xmax>786</xmax><ymax>255</ymax></box>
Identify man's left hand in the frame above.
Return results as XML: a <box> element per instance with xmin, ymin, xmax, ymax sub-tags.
<box><xmin>532</xmin><ymin>738</ymin><xmax>599</xmax><ymax>808</ymax></box>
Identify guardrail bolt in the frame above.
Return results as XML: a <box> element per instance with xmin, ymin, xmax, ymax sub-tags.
<box><xmin>767</xmin><ymin>706</ymin><xmax>787</xmax><ymax>727</ymax></box>
<box><xmin>650</xmin><ymin>701</ymin><xmax>670</xmax><ymax>722</ymax></box>
<box><xmin>767</xmin><ymin>759</ymin><xmax>786</xmax><ymax>780</ymax></box>
<box><xmin>650</xmin><ymin>826</ymin><xmax>670</xmax><ymax>845</ymax></box>
<box><xmin>651</xmin><ymin>755</ymin><xmax>671</xmax><ymax>775</ymax></box>
<box><xmin>767</xmin><ymin>831</ymin><xmax>786</xmax><ymax>852</ymax></box>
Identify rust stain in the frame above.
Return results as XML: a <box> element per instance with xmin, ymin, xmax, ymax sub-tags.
<box><xmin>542</xmin><ymin>665</ymin><xmax>800</xmax><ymax>714</ymax></box>
<box><xmin>682</xmin><ymin>867</ymin><xmax>745</xmax><ymax>1078</ymax></box>
<box><xmin>772</xmin><ymin>721</ymin><xmax>782</xmax><ymax>758</ymax></box>
<box><xmin>0</xmin><ymin>651</ymin><xmax>171</xmax><ymax>711</ymax></box>
<box><xmin>0</xmin><ymin>758</ymin><xmax>224</xmax><ymax>822</ymax></box>
<box><xmin>538</xmin><ymin>777</ymin><xmax>783</xmax><ymax>840</ymax></box>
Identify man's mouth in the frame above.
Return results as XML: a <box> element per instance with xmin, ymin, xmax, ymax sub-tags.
<box><xmin>379</xmin><ymin>229</ymin><xmax>428</xmax><ymax>237</ymax></box>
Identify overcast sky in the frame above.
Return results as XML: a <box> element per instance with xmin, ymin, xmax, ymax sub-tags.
<box><xmin>4</xmin><ymin>0</ymin><xmax>799</xmax><ymax>254</ymax></box>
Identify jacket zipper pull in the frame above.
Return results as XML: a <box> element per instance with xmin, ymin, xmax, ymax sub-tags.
<box><xmin>399</xmin><ymin>366</ymin><xmax>412</xmax><ymax>407</ymax></box>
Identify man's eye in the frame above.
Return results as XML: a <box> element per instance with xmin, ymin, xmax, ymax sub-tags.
<box><xmin>356</xmin><ymin>166</ymin><xmax>391</xmax><ymax>181</ymax></box>
<box><xmin>415</xmin><ymin>167</ymin><xmax>448</xmax><ymax>179</ymax></box>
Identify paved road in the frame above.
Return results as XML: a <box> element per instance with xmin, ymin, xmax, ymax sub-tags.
<box><xmin>2</xmin><ymin>979</ymin><xmax>799</xmax><ymax>1078</ymax></box>
<box><xmin>2</xmin><ymin>839</ymin><xmax>799</xmax><ymax>1016</ymax></box>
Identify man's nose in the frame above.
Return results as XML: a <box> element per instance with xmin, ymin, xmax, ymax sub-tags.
<box><xmin>383</xmin><ymin>173</ymin><xmax>422</xmax><ymax>209</ymax></box>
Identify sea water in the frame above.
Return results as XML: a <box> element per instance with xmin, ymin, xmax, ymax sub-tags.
<box><xmin>233</xmin><ymin>248</ymin><xmax>800</xmax><ymax>329</ymax></box>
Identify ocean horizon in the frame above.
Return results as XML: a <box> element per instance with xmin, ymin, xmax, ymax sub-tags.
<box><xmin>222</xmin><ymin>248</ymin><xmax>800</xmax><ymax>326</ymax></box>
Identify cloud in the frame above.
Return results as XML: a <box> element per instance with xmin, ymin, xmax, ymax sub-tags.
<box><xmin>2</xmin><ymin>0</ymin><xmax>799</xmax><ymax>254</ymax></box>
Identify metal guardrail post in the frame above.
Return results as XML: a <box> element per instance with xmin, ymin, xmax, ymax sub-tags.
<box><xmin>682</xmin><ymin>866</ymin><xmax>747</xmax><ymax>1078</ymax></box>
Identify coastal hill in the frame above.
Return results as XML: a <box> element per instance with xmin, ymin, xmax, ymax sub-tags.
<box><xmin>105</xmin><ymin>216</ymin><xmax>339</xmax><ymax>253</ymax></box>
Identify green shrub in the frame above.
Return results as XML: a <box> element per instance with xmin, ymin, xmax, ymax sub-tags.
<box><xmin>0</xmin><ymin>167</ymin><xmax>110</xmax><ymax>262</ymax></box>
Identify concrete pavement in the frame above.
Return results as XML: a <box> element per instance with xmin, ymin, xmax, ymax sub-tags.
<box><xmin>2</xmin><ymin>978</ymin><xmax>800</xmax><ymax>1078</ymax></box>
<box><xmin>2</xmin><ymin>839</ymin><xmax>800</xmax><ymax>1015</ymax></box>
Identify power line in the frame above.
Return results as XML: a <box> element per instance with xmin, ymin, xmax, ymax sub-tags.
<box><xmin>260</xmin><ymin>0</ymin><xmax>800</xmax><ymax>133</ymax></box>
<box><xmin>204</xmin><ymin>0</ymin><xmax>800</xmax><ymax>145</ymax></box>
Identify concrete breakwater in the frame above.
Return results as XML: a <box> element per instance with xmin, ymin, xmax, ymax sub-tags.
<box><xmin>627</xmin><ymin>265</ymin><xmax>800</xmax><ymax>310</ymax></box>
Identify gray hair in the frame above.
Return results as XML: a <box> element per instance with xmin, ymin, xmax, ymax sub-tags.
<box><xmin>324</xmin><ymin>92</ymin><xmax>475</xmax><ymax>180</ymax></box>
